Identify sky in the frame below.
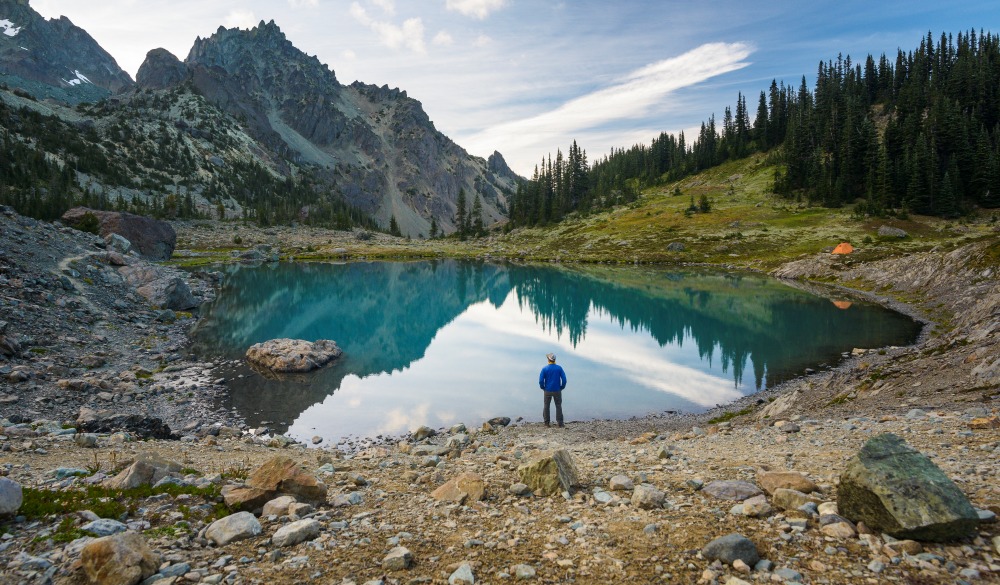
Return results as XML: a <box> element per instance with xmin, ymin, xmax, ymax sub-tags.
<box><xmin>29</xmin><ymin>0</ymin><xmax>1000</xmax><ymax>176</ymax></box>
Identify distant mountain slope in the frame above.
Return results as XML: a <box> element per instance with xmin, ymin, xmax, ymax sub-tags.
<box><xmin>0</xmin><ymin>0</ymin><xmax>133</xmax><ymax>104</ymax></box>
<box><xmin>137</xmin><ymin>21</ymin><xmax>519</xmax><ymax>236</ymax></box>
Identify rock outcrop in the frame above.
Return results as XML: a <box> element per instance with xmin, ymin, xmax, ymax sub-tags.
<box><xmin>838</xmin><ymin>433</ymin><xmax>979</xmax><ymax>541</ymax></box>
<box><xmin>135</xmin><ymin>48</ymin><xmax>190</xmax><ymax>90</ymax></box>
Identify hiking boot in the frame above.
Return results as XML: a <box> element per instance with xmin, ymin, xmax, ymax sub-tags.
<box><xmin>558</xmin><ymin>424</ymin><xmax>565</xmax><ymax>428</ymax></box>
<box><xmin>544</xmin><ymin>422</ymin><xmax>551</xmax><ymax>428</ymax></box>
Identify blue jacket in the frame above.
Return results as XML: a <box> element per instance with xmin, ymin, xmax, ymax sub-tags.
<box><xmin>539</xmin><ymin>363</ymin><xmax>567</xmax><ymax>392</ymax></box>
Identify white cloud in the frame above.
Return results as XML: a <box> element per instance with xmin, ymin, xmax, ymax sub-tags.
<box><xmin>350</xmin><ymin>2</ymin><xmax>426</xmax><ymax>54</ymax></box>
<box><xmin>224</xmin><ymin>9</ymin><xmax>258</xmax><ymax>30</ymax></box>
<box><xmin>463</xmin><ymin>42</ymin><xmax>753</xmax><ymax>173</ymax></box>
<box><xmin>432</xmin><ymin>31</ymin><xmax>454</xmax><ymax>46</ymax></box>
<box><xmin>370</xmin><ymin>0</ymin><xmax>396</xmax><ymax>15</ymax></box>
<box><xmin>287</xmin><ymin>0</ymin><xmax>319</xmax><ymax>7</ymax></box>
<box><xmin>445</xmin><ymin>0</ymin><xmax>507</xmax><ymax>20</ymax></box>
<box><xmin>472</xmin><ymin>34</ymin><xmax>492</xmax><ymax>47</ymax></box>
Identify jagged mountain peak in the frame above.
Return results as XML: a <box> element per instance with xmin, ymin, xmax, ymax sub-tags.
<box><xmin>188</xmin><ymin>20</ymin><xmax>336</xmax><ymax>85</ymax></box>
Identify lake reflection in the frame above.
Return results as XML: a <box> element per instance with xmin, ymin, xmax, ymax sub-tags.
<box><xmin>190</xmin><ymin>261</ymin><xmax>921</xmax><ymax>442</ymax></box>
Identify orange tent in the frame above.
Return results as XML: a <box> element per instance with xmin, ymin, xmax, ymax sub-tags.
<box><xmin>832</xmin><ymin>300</ymin><xmax>854</xmax><ymax>310</ymax></box>
<box><xmin>832</xmin><ymin>242</ymin><xmax>854</xmax><ymax>255</ymax></box>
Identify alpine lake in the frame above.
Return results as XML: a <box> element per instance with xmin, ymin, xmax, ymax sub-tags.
<box><xmin>189</xmin><ymin>260</ymin><xmax>922</xmax><ymax>446</ymax></box>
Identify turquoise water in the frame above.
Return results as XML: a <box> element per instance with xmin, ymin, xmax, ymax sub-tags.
<box><xmin>190</xmin><ymin>261</ymin><xmax>921</xmax><ymax>443</ymax></box>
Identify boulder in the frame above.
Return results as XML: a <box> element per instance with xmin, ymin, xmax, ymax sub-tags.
<box><xmin>118</xmin><ymin>265</ymin><xmax>197</xmax><ymax>311</ymax></box>
<box><xmin>702</xmin><ymin>480</ymin><xmax>763</xmax><ymax>501</ymax></box>
<box><xmin>702</xmin><ymin>533</ymin><xmax>760</xmax><ymax>566</ymax></box>
<box><xmin>0</xmin><ymin>320</ymin><xmax>21</xmax><ymax>358</ymax></box>
<box><xmin>62</xmin><ymin>207</ymin><xmax>176</xmax><ymax>260</ymax></box>
<box><xmin>0</xmin><ymin>478</ymin><xmax>23</xmax><ymax>515</ymax></box>
<box><xmin>224</xmin><ymin>456</ymin><xmax>328</xmax><ymax>511</ymax></box>
<box><xmin>105</xmin><ymin>233</ymin><xmax>132</xmax><ymax>255</ymax></box>
<box><xmin>262</xmin><ymin>495</ymin><xmax>298</xmax><ymax>517</ymax></box>
<box><xmin>877</xmin><ymin>225</ymin><xmax>908</xmax><ymax>239</ymax></box>
<box><xmin>245</xmin><ymin>339</ymin><xmax>342</xmax><ymax>373</ymax></box>
<box><xmin>631</xmin><ymin>484</ymin><xmax>665</xmax><ymax>509</ymax></box>
<box><xmin>431</xmin><ymin>472</ymin><xmax>486</xmax><ymax>504</ymax></box>
<box><xmin>771</xmin><ymin>488</ymin><xmax>821</xmax><ymax>511</ymax></box>
<box><xmin>80</xmin><ymin>532</ymin><xmax>160</xmax><ymax>585</ymax></box>
<box><xmin>271</xmin><ymin>518</ymin><xmax>321</xmax><ymax>547</ymax></box>
<box><xmin>517</xmin><ymin>449</ymin><xmax>581</xmax><ymax>496</ymax></box>
<box><xmin>383</xmin><ymin>546</ymin><xmax>413</xmax><ymax>570</ymax></box>
<box><xmin>413</xmin><ymin>425</ymin><xmax>437</xmax><ymax>440</ymax></box>
<box><xmin>609</xmin><ymin>475</ymin><xmax>634</xmax><ymax>491</ymax></box>
<box><xmin>838</xmin><ymin>433</ymin><xmax>979</xmax><ymax>541</ymax></box>
<box><xmin>757</xmin><ymin>470</ymin><xmax>817</xmax><ymax>495</ymax></box>
<box><xmin>105</xmin><ymin>454</ymin><xmax>182</xmax><ymax>490</ymax></box>
<box><xmin>205</xmin><ymin>512</ymin><xmax>262</xmax><ymax>546</ymax></box>
<box><xmin>80</xmin><ymin>414</ymin><xmax>173</xmax><ymax>439</ymax></box>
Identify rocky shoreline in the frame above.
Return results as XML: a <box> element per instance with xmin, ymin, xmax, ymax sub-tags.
<box><xmin>0</xmin><ymin>210</ymin><xmax>997</xmax><ymax>584</ymax></box>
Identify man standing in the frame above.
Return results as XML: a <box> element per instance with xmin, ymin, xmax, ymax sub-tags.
<box><xmin>539</xmin><ymin>353</ymin><xmax>567</xmax><ymax>428</ymax></box>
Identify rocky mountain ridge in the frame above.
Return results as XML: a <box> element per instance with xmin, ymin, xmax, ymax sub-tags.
<box><xmin>0</xmin><ymin>3</ymin><xmax>520</xmax><ymax>235</ymax></box>
<box><xmin>0</xmin><ymin>0</ymin><xmax>133</xmax><ymax>104</ymax></box>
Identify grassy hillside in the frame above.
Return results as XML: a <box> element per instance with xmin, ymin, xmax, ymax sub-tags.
<box><xmin>495</xmin><ymin>153</ymin><xmax>998</xmax><ymax>270</ymax></box>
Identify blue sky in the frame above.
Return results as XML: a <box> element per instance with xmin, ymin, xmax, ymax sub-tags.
<box><xmin>30</xmin><ymin>0</ymin><xmax>1000</xmax><ymax>175</ymax></box>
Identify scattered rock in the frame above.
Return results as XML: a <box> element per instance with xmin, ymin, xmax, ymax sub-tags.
<box><xmin>702</xmin><ymin>480</ymin><xmax>763</xmax><ymax>501</ymax></box>
<box><xmin>432</xmin><ymin>472</ymin><xmax>486</xmax><ymax>504</ymax></box>
<box><xmin>245</xmin><ymin>338</ymin><xmax>342</xmax><ymax>373</ymax></box>
<box><xmin>771</xmin><ymin>488</ymin><xmax>821</xmax><ymax>511</ymax></box>
<box><xmin>271</xmin><ymin>518</ymin><xmax>321</xmax><ymax>547</ymax></box>
<box><xmin>449</xmin><ymin>562</ymin><xmax>475</xmax><ymax>585</ymax></box>
<box><xmin>82</xmin><ymin>518</ymin><xmax>128</xmax><ymax>537</ymax></box>
<box><xmin>838</xmin><ymin>433</ymin><xmax>979</xmax><ymax>541</ymax></box>
<box><xmin>0</xmin><ymin>478</ymin><xmax>23</xmax><ymax>515</ymax></box>
<box><xmin>262</xmin><ymin>495</ymin><xmax>298</xmax><ymax>517</ymax></box>
<box><xmin>382</xmin><ymin>546</ymin><xmax>413</xmax><ymax>570</ymax></box>
<box><xmin>609</xmin><ymin>475</ymin><xmax>634</xmax><ymax>491</ymax></box>
<box><xmin>205</xmin><ymin>511</ymin><xmax>262</xmax><ymax>546</ymax></box>
<box><xmin>757</xmin><ymin>470</ymin><xmax>817</xmax><ymax>495</ymax></box>
<box><xmin>631</xmin><ymin>484</ymin><xmax>665</xmax><ymax>509</ymax></box>
<box><xmin>702</xmin><ymin>533</ymin><xmax>760</xmax><ymax>566</ymax></box>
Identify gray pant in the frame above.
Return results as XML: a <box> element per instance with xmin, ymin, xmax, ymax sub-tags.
<box><xmin>543</xmin><ymin>391</ymin><xmax>563</xmax><ymax>426</ymax></box>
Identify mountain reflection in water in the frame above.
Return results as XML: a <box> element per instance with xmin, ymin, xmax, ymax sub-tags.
<box><xmin>189</xmin><ymin>261</ymin><xmax>921</xmax><ymax>442</ymax></box>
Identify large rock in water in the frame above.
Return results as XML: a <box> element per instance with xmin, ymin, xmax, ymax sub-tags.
<box><xmin>838</xmin><ymin>433</ymin><xmax>979</xmax><ymax>541</ymax></box>
<box><xmin>245</xmin><ymin>339</ymin><xmax>342</xmax><ymax>373</ymax></box>
<box><xmin>61</xmin><ymin>207</ymin><xmax>176</xmax><ymax>260</ymax></box>
<box><xmin>517</xmin><ymin>450</ymin><xmax>581</xmax><ymax>496</ymax></box>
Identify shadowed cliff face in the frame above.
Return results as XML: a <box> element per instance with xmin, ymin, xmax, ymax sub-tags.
<box><xmin>190</xmin><ymin>262</ymin><xmax>921</xmax><ymax>436</ymax></box>
<box><xmin>135</xmin><ymin>21</ymin><xmax>519</xmax><ymax>237</ymax></box>
<box><xmin>0</xmin><ymin>0</ymin><xmax>133</xmax><ymax>104</ymax></box>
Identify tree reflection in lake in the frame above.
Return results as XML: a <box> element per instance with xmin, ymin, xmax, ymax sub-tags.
<box><xmin>189</xmin><ymin>261</ymin><xmax>921</xmax><ymax>441</ymax></box>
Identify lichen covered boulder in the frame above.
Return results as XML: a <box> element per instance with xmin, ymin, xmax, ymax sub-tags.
<box><xmin>838</xmin><ymin>433</ymin><xmax>979</xmax><ymax>541</ymax></box>
<box><xmin>517</xmin><ymin>449</ymin><xmax>580</xmax><ymax>496</ymax></box>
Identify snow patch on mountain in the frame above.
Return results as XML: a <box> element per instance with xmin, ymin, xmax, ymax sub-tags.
<box><xmin>0</xmin><ymin>19</ymin><xmax>21</xmax><ymax>37</ymax></box>
<box><xmin>61</xmin><ymin>70</ymin><xmax>94</xmax><ymax>87</ymax></box>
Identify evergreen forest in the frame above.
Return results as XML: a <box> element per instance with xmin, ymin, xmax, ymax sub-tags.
<box><xmin>509</xmin><ymin>30</ymin><xmax>1000</xmax><ymax>226</ymax></box>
